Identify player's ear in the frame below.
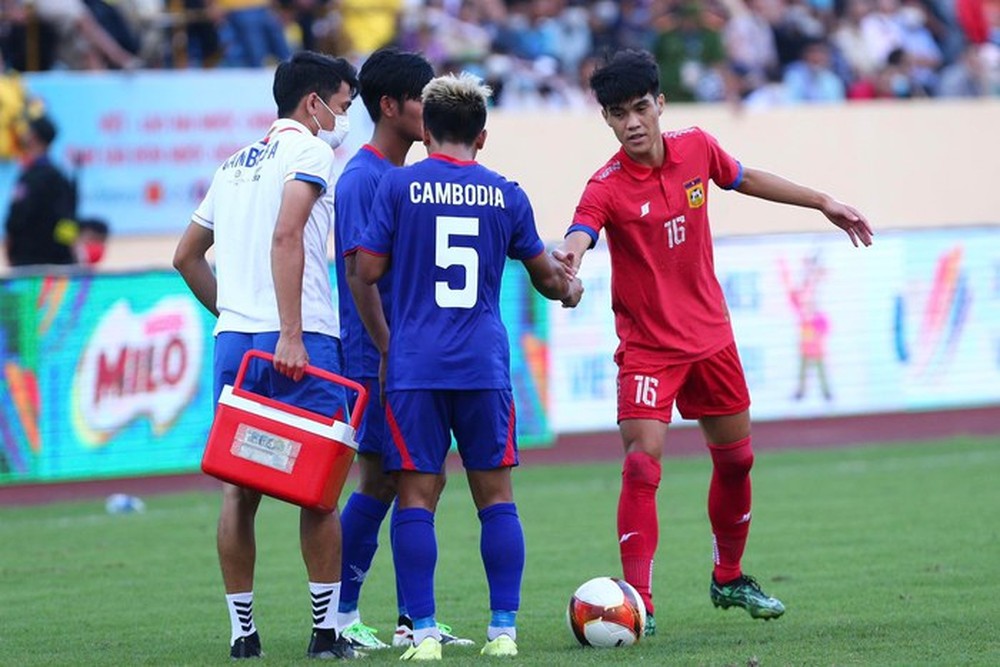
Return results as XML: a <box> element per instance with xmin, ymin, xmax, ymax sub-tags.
<box><xmin>600</xmin><ymin>107</ymin><xmax>611</xmax><ymax>127</ymax></box>
<box><xmin>656</xmin><ymin>93</ymin><xmax>666</xmax><ymax>116</ymax></box>
<box><xmin>475</xmin><ymin>128</ymin><xmax>487</xmax><ymax>150</ymax></box>
<box><xmin>305</xmin><ymin>91</ymin><xmax>321</xmax><ymax>115</ymax></box>
<box><xmin>422</xmin><ymin>126</ymin><xmax>432</xmax><ymax>147</ymax></box>
<box><xmin>380</xmin><ymin>94</ymin><xmax>396</xmax><ymax>119</ymax></box>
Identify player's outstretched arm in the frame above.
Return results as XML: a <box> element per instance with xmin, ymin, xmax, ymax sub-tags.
<box><xmin>523</xmin><ymin>250</ymin><xmax>583</xmax><ymax>306</ymax></box>
<box><xmin>173</xmin><ymin>222</ymin><xmax>219</xmax><ymax>317</ymax></box>
<box><xmin>735</xmin><ymin>167</ymin><xmax>874</xmax><ymax>247</ymax></box>
<box><xmin>557</xmin><ymin>230</ymin><xmax>593</xmax><ymax>273</ymax></box>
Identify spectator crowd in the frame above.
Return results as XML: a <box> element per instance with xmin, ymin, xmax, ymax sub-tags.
<box><xmin>1</xmin><ymin>0</ymin><xmax>999</xmax><ymax>107</ymax></box>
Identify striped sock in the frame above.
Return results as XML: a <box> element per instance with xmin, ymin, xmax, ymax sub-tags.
<box><xmin>310</xmin><ymin>582</ymin><xmax>340</xmax><ymax>630</ymax></box>
<box><xmin>225</xmin><ymin>592</ymin><xmax>255</xmax><ymax>644</ymax></box>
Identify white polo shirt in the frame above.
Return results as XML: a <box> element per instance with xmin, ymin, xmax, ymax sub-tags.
<box><xmin>192</xmin><ymin>118</ymin><xmax>339</xmax><ymax>337</ymax></box>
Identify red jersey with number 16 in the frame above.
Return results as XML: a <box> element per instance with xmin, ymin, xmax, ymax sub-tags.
<box><xmin>569</xmin><ymin>127</ymin><xmax>744</xmax><ymax>364</ymax></box>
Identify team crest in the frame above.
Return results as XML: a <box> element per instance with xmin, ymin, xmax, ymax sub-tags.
<box><xmin>684</xmin><ymin>178</ymin><xmax>705</xmax><ymax>209</ymax></box>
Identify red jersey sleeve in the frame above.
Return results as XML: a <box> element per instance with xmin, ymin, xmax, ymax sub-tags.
<box><xmin>702</xmin><ymin>129</ymin><xmax>744</xmax><ymax>190</ymax></box>
<box><xmin>567</xmin><ymin>177</ymin><xmax>612</xmax><ymax>247</ymax></box>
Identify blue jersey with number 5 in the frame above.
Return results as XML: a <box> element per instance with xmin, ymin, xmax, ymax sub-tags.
<box><xmin>360</xmin><ymin>154</ymin><xmax>545</xmax><ymax>390</ymax></box>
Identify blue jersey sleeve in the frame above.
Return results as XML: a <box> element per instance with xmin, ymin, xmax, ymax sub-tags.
<box><xmin>334</xmin><ymin>167</ymin><xmax>380</xmax><ymax>256</ymax></box>
<box><xmin>359</xmin><ymin>172</ymin><xmax>397</xmax><ymax>256</ymax></box>
<box><xmin>506</xmin><ymin>185</ymin><xmax>545</xmax><ymax>260</ymax></box>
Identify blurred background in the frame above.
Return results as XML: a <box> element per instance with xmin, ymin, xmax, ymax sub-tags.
<box><xmin>0</xmin><ymin>0</ymin><xmax>998</xmax><ymax>488</ymax></box>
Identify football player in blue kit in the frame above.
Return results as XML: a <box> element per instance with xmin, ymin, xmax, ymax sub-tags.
<box><xmin>356</xmin><ymin>72</ymin><xmax>583</xmax><ymax>660</ymax></box>
<box><xmin>333</xmin><ymin>47</ymin><xmax>472</xmax><ymax>651</ymax></box>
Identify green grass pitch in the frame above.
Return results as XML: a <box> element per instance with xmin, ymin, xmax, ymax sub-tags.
<box><xmin>2</xmin><ymin>436</ymin><xmax>999</xmax><ymax>665</ymax></box>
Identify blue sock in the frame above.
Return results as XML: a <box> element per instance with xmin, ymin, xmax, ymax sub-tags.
<box><xmin>479</xmin><ymin>503</ymin><xmax>524</xmax><ymax>617</ymax></box>
<box><xmin>488</xmin><ymin>610</ymin><xmax>517</xmax><ymax>641</ymax></box>
<box><xmin>338</xmin><ymin>492</ymin><xmax>391</xmax><ymax>613</ymax></box>
<box><xmin>392</xmin><ymin>507</ymin><xmax>436</xmax><ymax>621</ymax></box>
<box><xmin>390</xmin><ymin>500</ymin><xmax>407</xmax><ymax>618</ymax></box>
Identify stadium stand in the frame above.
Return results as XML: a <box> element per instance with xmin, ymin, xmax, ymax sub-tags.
<box><xmin>1</xmin><ymin>0</ymin><xmax>997</xmax><ymax>104</ymax></box>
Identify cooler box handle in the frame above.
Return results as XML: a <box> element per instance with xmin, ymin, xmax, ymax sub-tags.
<box><xmin>232</xmin><ymin>349</ymin><xmax>368</xmax><ymax>430</ymax></box>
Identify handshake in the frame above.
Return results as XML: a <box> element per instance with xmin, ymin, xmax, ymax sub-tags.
<box><xmin>552</xmin><ymin>248</ymin><xmax>584</xmax><ymax>308</ymax></box>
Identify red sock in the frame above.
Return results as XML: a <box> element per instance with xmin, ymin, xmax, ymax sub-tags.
<box><xmin>617</xmin><ymin>451</ymin><xmax>661</xmax><ymax>616</ymax></box>
<box><xmin>708</xmin><ymin>437</ymin><xmax>754</xmax><ymax>583</ymax></box>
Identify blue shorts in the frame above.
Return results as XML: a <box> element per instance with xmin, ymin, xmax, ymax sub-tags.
<box><xmin>214</xmin><ymin>331</ymin><xmax>347</xmax><ymax>418</ymax></box>
<box><xmin>354</xmin><ymin>377</ymin><xmax>387</xmax><ymax>457</ymax></box>
<box><xmin>383</xmin><ymin>389</ymin><xmax>518</xmax><ymax>473</ymax></box>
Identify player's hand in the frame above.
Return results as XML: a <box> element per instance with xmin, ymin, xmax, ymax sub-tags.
<box><xmin>552</xmin><ymin>247</ymin><xmax>580</xmax><ymax>275</ymax></box>
<box><xmin>273</xmin><ymin>333</ymin><xmax>309</xmax><ymax>381</ymax></box>
<box><xmin>823</xmin><ymin>199</ymin><xmax>873</xmax><ymax>248</ymax></box>
<box><xmin>562</xmin><ymin>277</ymin><xmax>584</xmax><ymax>308</ymax></box>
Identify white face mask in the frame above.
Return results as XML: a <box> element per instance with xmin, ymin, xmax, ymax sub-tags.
<box><xmin>313</xmin><ymin>98</ymin><xmax>350</xmax><ymax>149</ymax></box>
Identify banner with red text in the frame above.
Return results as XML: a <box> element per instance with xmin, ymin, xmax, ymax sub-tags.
<box><xmin>0</xmin><ymin>71</ymin><xmax>372</xmax><ymax>235</ymax></box>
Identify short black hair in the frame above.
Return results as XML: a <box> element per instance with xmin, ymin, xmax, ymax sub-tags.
<box><xmin>27</xmin><ymin>116</ymin><xmax>57</xmax><ymax>145</ymax></box>
<box><xmin>359</xmin><ymin>48</ymin><xmax>435</xmax><ymax>123</ymax></box>
<box><xmin>273</xmin><ymin>51</ymin><xmax>359</xmax><ymax>118</ymax></box>
<box><xmin>589</xmin><ymin>49</ymin><xmax>660</xmax><ymax>108</ymax></box>
<box><xmin>422</xmin><ymin>74</ymin><xmax>491</xmax><ymax>146</ymax></box>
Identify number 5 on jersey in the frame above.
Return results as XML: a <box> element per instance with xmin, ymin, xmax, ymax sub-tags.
<box><xmin>435</xmin><ymin>215</ymin><xmax>479</xmax><ymax>309</ymax></box>
<box><xmin>633</xmin><ymin>375</ymin><xmax>658</xmax><ymax>408</ymax></box>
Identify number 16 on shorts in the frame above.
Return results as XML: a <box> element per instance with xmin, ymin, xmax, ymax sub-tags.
<box><xmin>633</xmin><ymin>375</ymin><xmax>659</xmax><ymax>408</ymax></box>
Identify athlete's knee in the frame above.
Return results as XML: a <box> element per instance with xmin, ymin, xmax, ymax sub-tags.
<box><xmin>468</xmin><ymin>468</ymin><xmax>514</xmax><ymax>510</ymax></box>
<box><xmin>622</xmin><ymin>451</ymin><xmax>662</xmax><ymax>489</ymax></box>
<box><xmin>357</xmin><ymin>471</ymin><xmax>396</xmax><ymax>503</ymax></box>
<box><xmin>708</xmin><ymin>436</ymin><xmax>754</xmax><ymax>479</ymax></box>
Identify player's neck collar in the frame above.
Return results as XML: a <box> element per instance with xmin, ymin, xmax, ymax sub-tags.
<box><xmin>362</xmin><ymin>143</ymin><xmax>386</xmax><ymax>160</ymax></box>
<box><xmin>268</xmin><ymin>118</ymin><xmax>309</xmax><ymax>137</ymax></box>
<box><xmin>619</xmin><ymin>133</ymin><xmax>674</xmax><ymax>177</ymax></box>
<box><xmin>429</xmin><ymin>153</ymin><xmax>477</xmax><ymax>166</ymax></box>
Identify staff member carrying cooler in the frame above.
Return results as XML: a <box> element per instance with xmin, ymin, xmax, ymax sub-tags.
<box><xmin>173</xmin><ymin>51</ymin><xmax>360</xmax><ymax>661</ymax></box>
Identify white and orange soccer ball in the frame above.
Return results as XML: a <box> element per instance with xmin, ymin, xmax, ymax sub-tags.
<box><xmin>566</xmin><ymin>576</ymin><xmax>647</xmax><ymax>648</ymax></box>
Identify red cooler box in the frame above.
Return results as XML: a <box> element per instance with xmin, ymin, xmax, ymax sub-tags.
<box><xmin>202</xmin><ymin>350</ymin><xmax>368</xmax><ymax>512</ymax></box>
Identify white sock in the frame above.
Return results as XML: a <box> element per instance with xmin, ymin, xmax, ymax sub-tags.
<box><xmin>412</xmin><ymin>625</ymin><xmax>442</xmax><ymax>645</ymax></box>
<box><xmin>487</xmin><ymin>626</ymin><xmax>516</xmax><ymax>642</ymax></box>
<box><xmin>310</xmin><ymin>581</ymin><xmax>340</xmax><ymax>630</ymax></box>
<box><xmin>225</xmin><ymin>592</ymin><xmax>255</xmax><ymax>645</ymax></box>
<box><xmin>337</xmin><ymin>609</ymin><xmax>360</xmax><ymax>629</ymax></box>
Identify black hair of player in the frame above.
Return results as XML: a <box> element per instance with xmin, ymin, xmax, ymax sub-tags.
<box><xmin>422</xmin><ymin>87</ymin><xmax>487</xmax><ymax>146</ymax></box>
<box><xmin>589</xmin><ymin>49</ymin><xmax>661</xmax><ymax>109</ymax></box>
<box><xmin>359</xmin><ymin>48</ymin><xmax>435</xmax><ymax>124</ymax></box>
<box><xmin>273</xmin><ymin>51</ymin><xmax>359</xmax><ymax>118</ymax></box>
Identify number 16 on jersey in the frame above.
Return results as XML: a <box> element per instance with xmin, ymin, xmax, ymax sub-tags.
<box><xmin>633</xmin><ymin>375</ymin><xmax>658</xmax><ymax>408</ymax></box>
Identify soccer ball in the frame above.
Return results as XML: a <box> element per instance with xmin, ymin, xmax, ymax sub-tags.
<box><xmin>566</xmin><ymin>576</ymin><xmax>646</xmax><ymax>647</ymax></box>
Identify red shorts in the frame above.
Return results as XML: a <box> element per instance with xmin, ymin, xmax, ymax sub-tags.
<box><xmin>616</xmin><ymin>342</ymin><xmax>751</xmax><ymax>423</ymax></box>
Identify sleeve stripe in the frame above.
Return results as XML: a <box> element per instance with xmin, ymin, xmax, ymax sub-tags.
<box><xmin>722</xmin><ymin>161</ymin><xmax>744</xmax><ymax>190</ymax></box>
<box><xmin>567</xmin><ymin>223</ymin><xmax>599</xmax><ymax>249</ymax></box>
<box><xmin>192</xmin><ymin>212</ymin><xmax>213</xmax><ymax>229</ymax></box>
<box><xmin>342</xmin><ymin>245</ymin><xmax>360</xmax><ymax>257</ymax></box>
<box><xmin>290</xmin><ymin>171</ymin><xmax>329</xmax><ymax>191</ymax></box>
<box><xmin>357</xmin><ymin>246</ymin><xmax>389</xmax><ymax>258</ymax></box>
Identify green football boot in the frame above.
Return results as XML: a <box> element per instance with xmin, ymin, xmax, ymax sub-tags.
<box><xmin>710</xmin><ymin>574</ymin><xmax>785</xmax><ymax>620</ymax></box>
<box><xmin>643</xmin><ymin>614</ymin><xmax>656</xmax><ymax>637</ymax></box>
